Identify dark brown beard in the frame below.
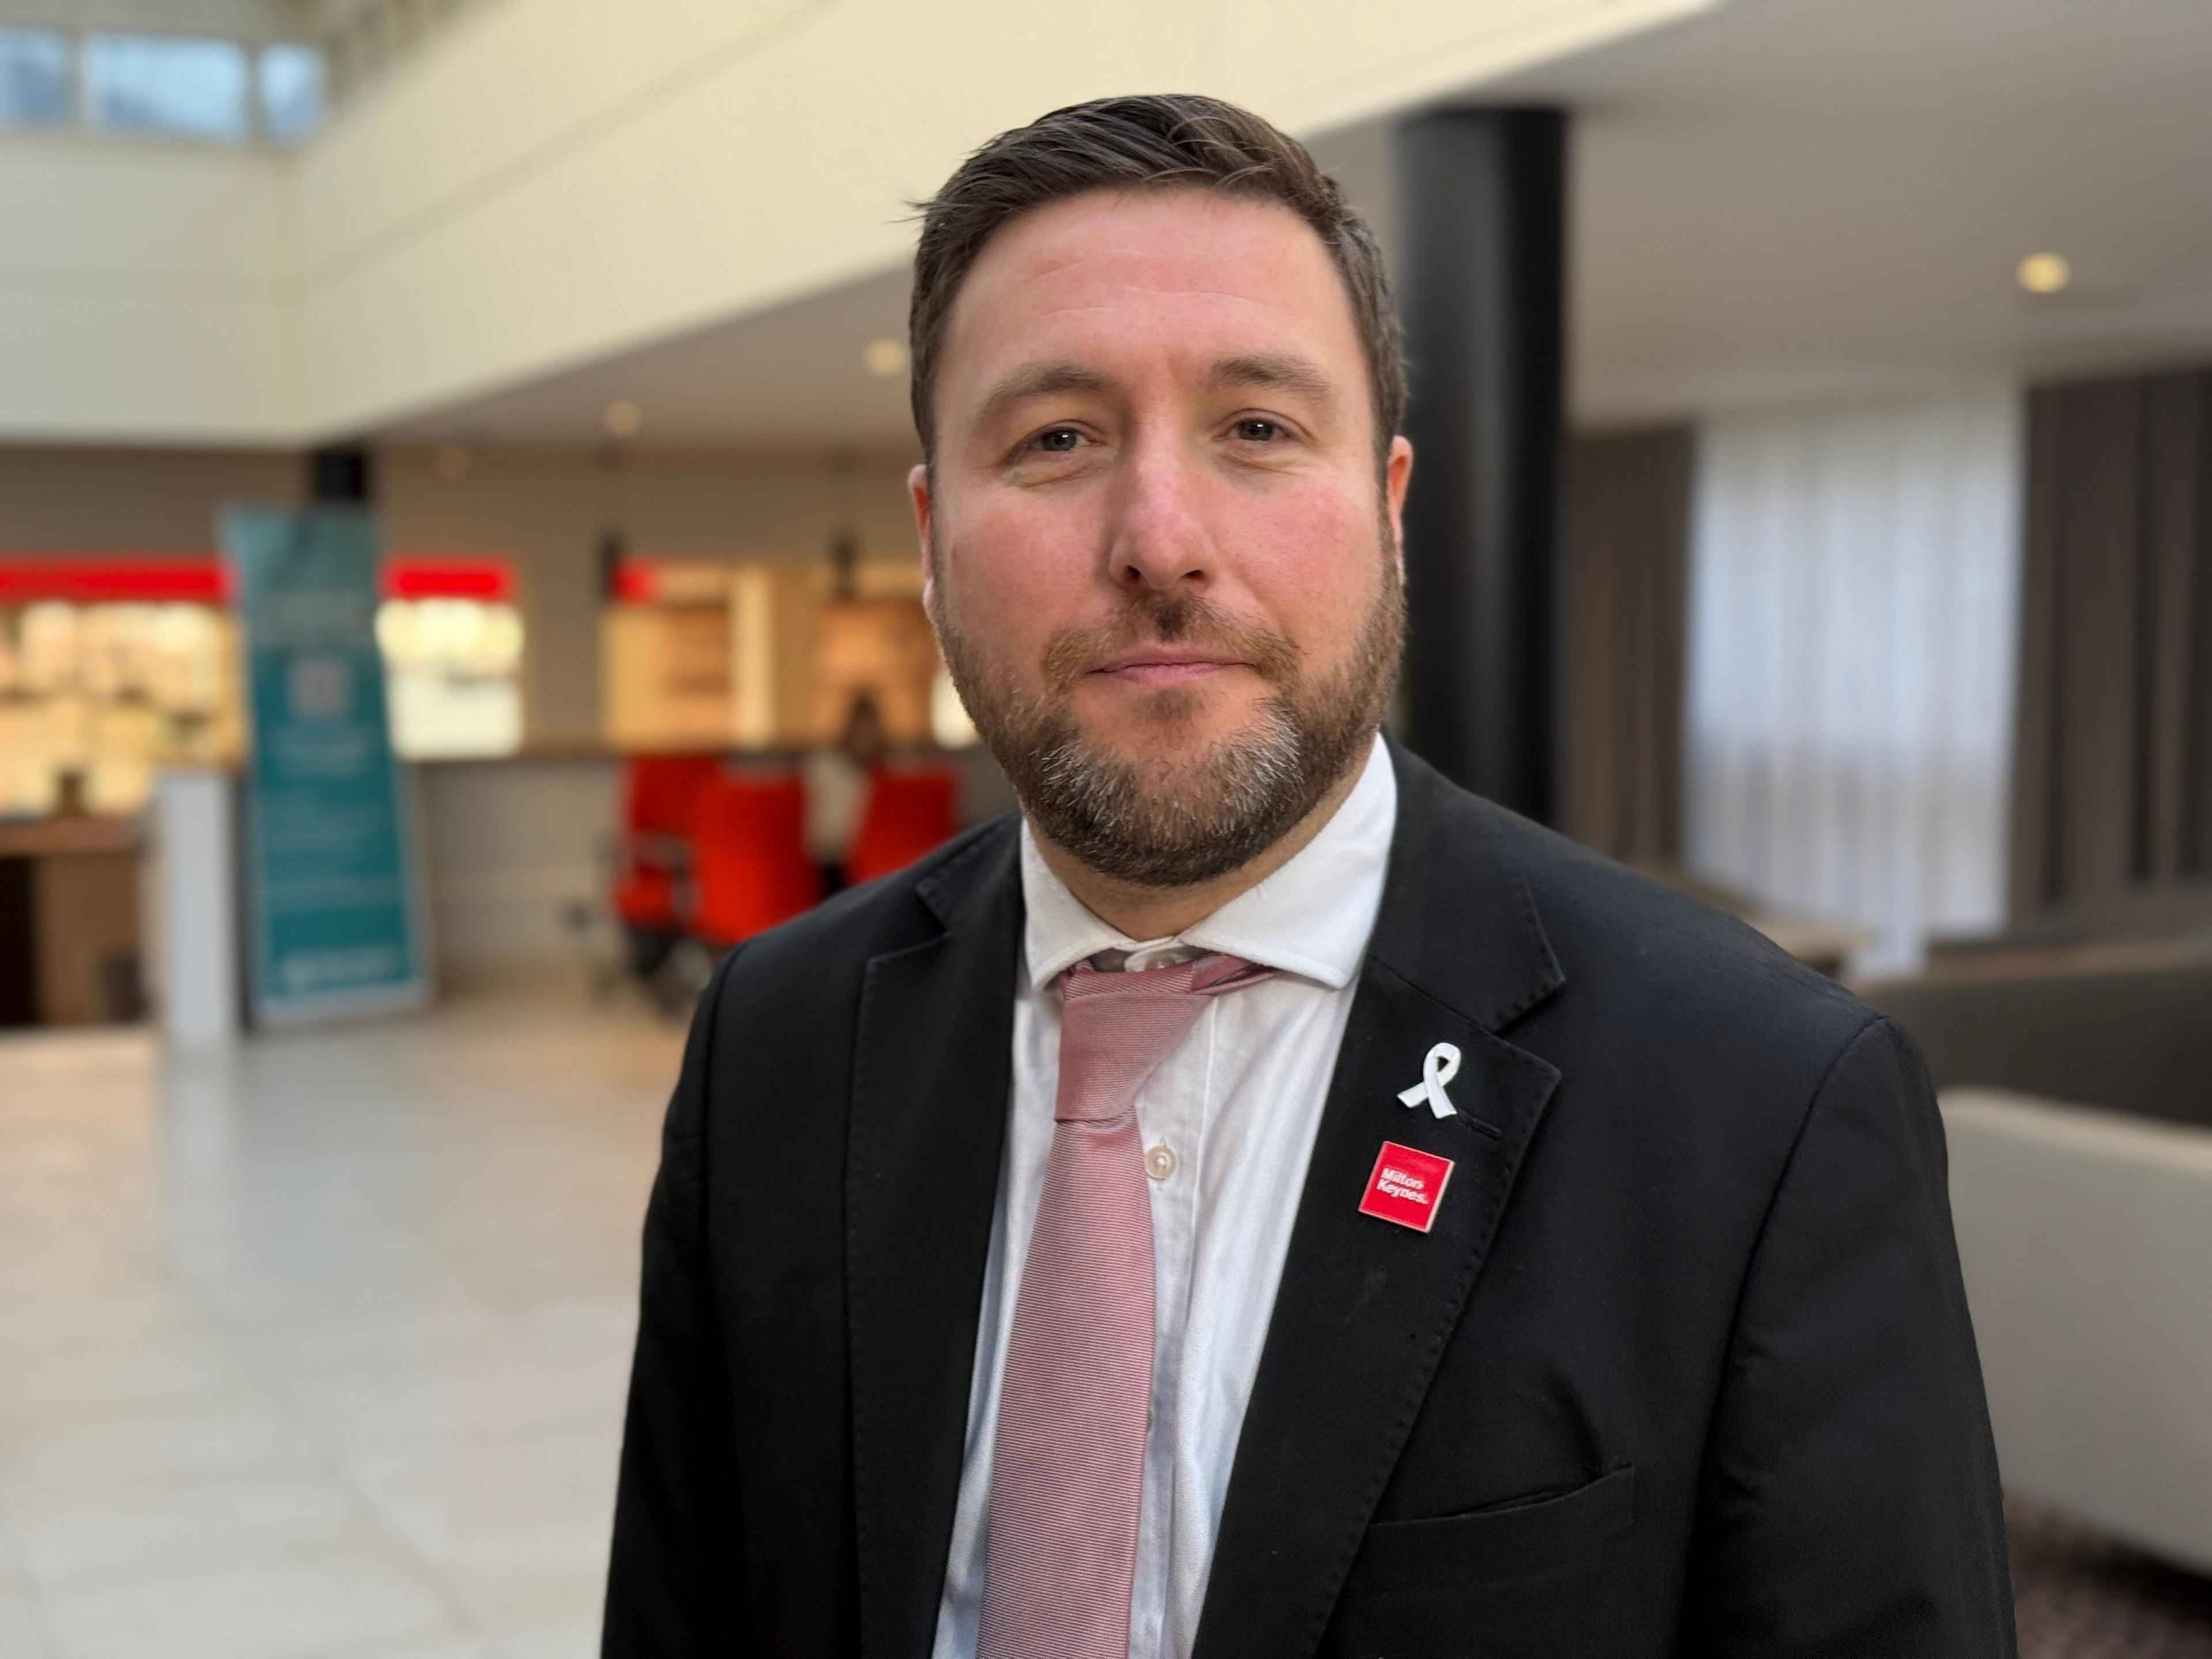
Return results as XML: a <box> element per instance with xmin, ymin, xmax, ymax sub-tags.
<box><xmin>933</xmin><ymin>548</ymin><xmax>1404</xmax><ymax>888</ymax></box>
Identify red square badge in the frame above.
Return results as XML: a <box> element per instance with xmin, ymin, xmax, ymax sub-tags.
<box><xmin>1359</xmin><ymin>1141</ymin><xmax>1455</xmax><ymax>1233</ymax></box>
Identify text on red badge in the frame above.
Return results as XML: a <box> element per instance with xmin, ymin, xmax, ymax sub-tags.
<box><xmin>1358</xmin><ymin>1141</ymin><xmax>1455</xmax><ymax>1233</ymax></box>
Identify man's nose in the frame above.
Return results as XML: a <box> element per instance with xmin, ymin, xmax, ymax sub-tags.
<box><xmin>1106</xmin><ymin>438</ymin><xmax>1214</xmax><ymax>594</ymax></box>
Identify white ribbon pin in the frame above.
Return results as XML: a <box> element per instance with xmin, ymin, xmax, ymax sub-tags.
<box><xmin>1397</xmin><ymin>1043</ymin><xmax>1462</xmax><ymax>1119</ymax></box>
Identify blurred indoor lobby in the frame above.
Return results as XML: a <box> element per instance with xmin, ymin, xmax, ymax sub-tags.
<box><xmin>3</xmin><ymin>0</ymin><xmax>2211</xmax><ymax>1656</ymax></box>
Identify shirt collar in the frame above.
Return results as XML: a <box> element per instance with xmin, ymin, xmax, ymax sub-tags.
<box><xmin>1019</xmin><ymin>733</ymin><xmax>1397</xmax><ymax>992</ymax></box>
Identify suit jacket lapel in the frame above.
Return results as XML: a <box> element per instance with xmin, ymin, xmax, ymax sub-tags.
<box><xmin>845</xmin><ymin>823</ymin><xmax>1022</xmax><ymax>1659</ymax></box>
<box><xmin>1193</xmin><ymin>743</ymin><xmax>1566</xmax><ymax>1659</ymax></box>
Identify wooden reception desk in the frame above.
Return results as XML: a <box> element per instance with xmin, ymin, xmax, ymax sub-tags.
<box><xmin>0</xmin><ymin>814</ymin><xmax>142</xmax><ymax>1028</ymax></box>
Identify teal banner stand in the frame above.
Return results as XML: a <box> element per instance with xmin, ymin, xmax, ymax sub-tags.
<box><xmin>223</xmin><ymin>505</ymin><xmax>430</xmax><ymax>1026</ymax></box>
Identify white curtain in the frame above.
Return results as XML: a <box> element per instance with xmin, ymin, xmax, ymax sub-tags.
<box><xmin>1685</xmin><ymin>389</ymin><xmax>2023</xmax><ymax>976</ymax></box>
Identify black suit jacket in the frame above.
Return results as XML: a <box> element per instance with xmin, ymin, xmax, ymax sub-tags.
<box><xmin>604</xmin><ymin>740</ymin><xmax>2014</xmax><ymax>1658</ymax></box>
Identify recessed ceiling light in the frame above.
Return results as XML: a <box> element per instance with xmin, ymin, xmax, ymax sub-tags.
<box><xmin>2017</xmin><ymin>253</ymin><xmax>2071</xmax><ymax>295</ymax></box>
<box><xmin>862</xmin><ymin>336</ymin><xmax>910</xmax><ymax>378</ymax></box>
<box><xmin>603</xmin><ymin>397</ymin><xmax>645</xmax><ymax>439</ymax></box>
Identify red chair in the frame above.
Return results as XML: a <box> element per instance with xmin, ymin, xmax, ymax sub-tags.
<box><xmin>685</xmin><ymin>770</ymin><xmax>823</xmax><ymax>949</ymax></box>
<box><xmin>844</xmin><ymin>764</ymin><xmax>961</xmax><ymax>887</ymax></box>
<box><xmin>612</xmin><ymin>755</ymin><xmax>719</xmax><ymax>934</ymax></box>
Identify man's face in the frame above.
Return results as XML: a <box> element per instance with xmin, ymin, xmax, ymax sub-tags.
<box><xmin>913</xmin><ymin>187</ymin><xmax>1412</xmax><ymax>887</ymax></box>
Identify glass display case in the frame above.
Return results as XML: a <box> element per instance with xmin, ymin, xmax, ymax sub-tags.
<box><xmin>0</xmin><ymin>564</ymin><xmax>242</xmax><ymax>819</ymax></box>
<box><xmin>376</xmin><ymin>558</ymin><xmax>524</xmax><ymax>760</ymax></box>
<box><xmin>601</xmin><ymin>554</ymin><xmax>968</xmax><ymax>753</ymax></box>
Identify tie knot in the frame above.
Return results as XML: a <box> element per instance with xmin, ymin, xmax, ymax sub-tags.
<box><xmin>1052</xmin><ymin>953</ymin><xmax>1273</xmax><ymax>1124</ymax></box>
<box><xmin>1062</xmin><ymin>950</ymin><xmax>1271</xmax><ymax>1002</ymax></box>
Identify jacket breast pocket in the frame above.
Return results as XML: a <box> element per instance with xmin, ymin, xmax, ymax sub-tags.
<box><xmin>1321</xmin><ymin>1466</ymin><xmax>1637</xmax><ymax>1658</ymax></box>
<box><xmin>1346</xmin><ymin>1464</ymin><xmax>1635</xmax><ymax>1592</ymax></box>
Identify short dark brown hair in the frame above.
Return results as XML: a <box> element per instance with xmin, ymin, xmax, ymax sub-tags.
<box><xmin>908</xmin><ymin>94</ymin><xmax>1404</xmax><ymax>464</ymax></box>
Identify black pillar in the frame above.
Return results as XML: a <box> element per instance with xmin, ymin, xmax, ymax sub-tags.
<box><xmin>1395</xmin><ymin>107</ymin><xmax>1567</xmax><ymax>823</ymax></box>
<box><xmin>309</xmin><ymin>445</ymin><xmax>374</xmax><ymax>503</ymax></box>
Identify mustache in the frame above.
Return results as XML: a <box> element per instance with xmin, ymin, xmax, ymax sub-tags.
<box><xmin>1038</xmin><ymin>591</ymin><xmax>1301</xmax><ymax>694</ymax></box>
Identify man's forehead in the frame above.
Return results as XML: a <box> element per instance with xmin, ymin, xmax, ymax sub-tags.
<box><xmin>975</xmin><ymin>185</ymin><xmax>1320</xmax><ymax>269</ymax></box>
<box><xmin>940</xmin><ymin>189</ymin><xmax>1357</xmax><ymax>378</ymax></box>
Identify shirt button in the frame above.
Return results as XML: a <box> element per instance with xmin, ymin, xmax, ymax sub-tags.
<box><xmin>1145</xmin><ymin>1144</ymin><xmax>1178</xmax><ymax>1181</ymax></box>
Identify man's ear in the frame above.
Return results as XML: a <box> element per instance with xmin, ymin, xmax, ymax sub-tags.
<box><xmin>1385</xmin><ymin>435</ymin><xmax>1414</xmax><ymax>580</ymax></box>
<box><xmin>909</xmin><ymin>461</ymin><xmax>937</xmax><ymax>613</ymax></box>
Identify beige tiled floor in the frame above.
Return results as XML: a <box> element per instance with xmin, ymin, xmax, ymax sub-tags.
<box><xmin>0</xmin><ymin>987</ymin><xmax>687</xmax><ymax>1659</ymax></box>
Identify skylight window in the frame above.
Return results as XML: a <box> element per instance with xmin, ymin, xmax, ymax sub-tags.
<box><xmin>0</xmin><ymin>28</ymin><xmax>72</xmax><ymax>128</ymax></box>
<box><xmin>258</xmin><ymin>43</ymin><xmax>325</xmax><ymax>143</ymax></box>
<box><xmin>84</xmin><ymin>34</ymin><xmax>251</xmax><ymax>142</ymax></box>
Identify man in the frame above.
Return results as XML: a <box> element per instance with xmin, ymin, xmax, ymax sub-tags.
<box><xmin>604</xmin><ymin>94</ymin><xmax>2013</xmax><ymax>1659</ymax></box>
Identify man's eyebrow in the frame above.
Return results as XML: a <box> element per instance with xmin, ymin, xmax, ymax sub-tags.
<box><xmin>1203</xmin><ymin>353</ymin><xmax>1336</xmax><ymax>403</ymax></box>
<box><xmin>974</xmin><ymin>361</ymin><xmax>1111</xmax><ymax>428</ymax></box>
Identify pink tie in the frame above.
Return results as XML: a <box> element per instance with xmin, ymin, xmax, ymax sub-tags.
<box><xmin>978</xmin><ymin>952</ymin><xmax>1274</xmax><ymax>1659</ymax></box>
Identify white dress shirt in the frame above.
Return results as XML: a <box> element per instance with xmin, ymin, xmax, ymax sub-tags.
<box><xmin>931</xmin><ymin>734</ymin><xmax>1397</xmax><ymax>1659</ymax></box>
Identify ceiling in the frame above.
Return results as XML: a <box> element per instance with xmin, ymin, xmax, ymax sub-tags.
<box><xmin>380</xmin><ymin>262</ymin><xmax>922</xmax><ymax>455</ymax></box>
<box><xmin>378</xmin><ymin>0</ymin><xmax>2212</xmax><ymax>451</ymax></box>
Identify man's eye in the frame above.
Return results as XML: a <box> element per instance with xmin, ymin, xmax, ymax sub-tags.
<box><xmin>1233</xmin><ymin>419</ymin><xmax>1282</xmax><ymax>443</ymax></box>
<box><xmin>1033</xmin><ymin>427</ymin><xmax>1082</xmax><ymax>453</ymax></box>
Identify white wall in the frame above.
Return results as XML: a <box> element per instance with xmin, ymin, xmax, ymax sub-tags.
<box><xmin>415</xmin><ymin>753</ymin><xmax>619</xmax><ymax>985</ymax></box>
<box><xmin>0</xmin><ymin>142</ymin><xmax>299</xmax><ymax>444</ymax></box>
<box><xmin>1685</xmin><ymin>387</ymin><xmax>2022</xmax><ymax>975</ymax></box>
<box><xmin>0</xmin><ymin>0</ymin><xmax>1713</xmax><ymax>444</ymax></box>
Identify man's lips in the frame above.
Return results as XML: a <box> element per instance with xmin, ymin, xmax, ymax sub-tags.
<box><xmin>1088</xmin><ymin>652</ymin><xmax>1248</xmax><ymax>687</ymax></box>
